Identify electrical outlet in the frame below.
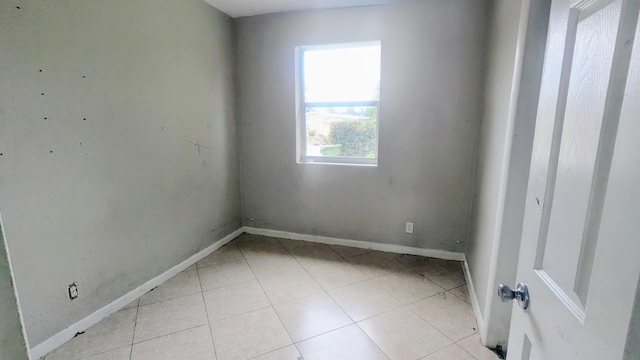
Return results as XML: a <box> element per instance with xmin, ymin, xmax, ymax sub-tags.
<box><xmin>405</xmin><ymin>222</ymin><xmax>414</xmax><ymax>234</ymax></box>
<box><xmin>68</xmin><ymin>282</ymin><xmax>79</xmax><ymax>300</ymax></box>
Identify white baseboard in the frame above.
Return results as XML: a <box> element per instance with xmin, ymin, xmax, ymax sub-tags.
<box><xmin>463</xmin><ymin>259</ymin><xmax>486</xmax><ymax>345</ymax></box>
<box><xmin>29</xmin><ymin>227</ymin><xmax>243</xmax><ymax>360</ymax></box>
<box><xmin>242</xmin><ymin>226</ymin><xmax>466</xmax><ymax>261</ymax></box>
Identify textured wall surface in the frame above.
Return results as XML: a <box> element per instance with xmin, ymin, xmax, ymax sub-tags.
<box><xmin>235</xmin><ymin>0</ymin><xmax>488</xmax><ymax>252</ymax></box>
<box><xmin>0</xmin><ymin>0</ymin><xmax>241</xmax><ymax>346</ymax></box>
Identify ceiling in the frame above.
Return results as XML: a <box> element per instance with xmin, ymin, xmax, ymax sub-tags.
<box><xmin>205</xmin><ymin>0</ymin><xmax>401</xmax><ymax>18</ymax></box>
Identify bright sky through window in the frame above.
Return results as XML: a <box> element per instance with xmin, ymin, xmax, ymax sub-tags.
<box><xmin>304</xmin><ymin>45</ymin><xmax>381</xmax><ymax>103</ymax></box>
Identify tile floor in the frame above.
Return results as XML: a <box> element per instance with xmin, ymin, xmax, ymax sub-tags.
<box><xmin>43</xmin><ymin>234</ymin><xmax>499</xmax><ymax>360</ymax></box>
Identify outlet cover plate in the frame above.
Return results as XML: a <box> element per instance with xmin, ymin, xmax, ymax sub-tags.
<box><xmin>405</xmin><ymin>222</ymin><xmax>414</xmax><ymax>234</ymax></box>
<box><xmin>68</xmin><ymin>282</ymin><xmax>79</xmax><ymax>300</ymax></box>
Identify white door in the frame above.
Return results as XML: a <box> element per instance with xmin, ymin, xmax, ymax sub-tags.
<box><xmin>506</xmin><ymin>0</ymin><xmax>640</xmax><ymax>359</ymax></box>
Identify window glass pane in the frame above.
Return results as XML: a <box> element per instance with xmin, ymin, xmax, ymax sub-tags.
<box><xmin>304</xmin><ymin>45</ymin><xmax>381</xmax><ymax>103</ymax></box>
<box><xmin>305</xmin><ymin>106</ymin><xmax>377</xmax><ymax>158</ymax></box>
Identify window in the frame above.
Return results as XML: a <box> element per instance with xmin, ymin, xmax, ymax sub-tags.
<box><xmin>296</xmin><ymin>41</ymin><xmax>381</xmax><ymax>165</ymax></box>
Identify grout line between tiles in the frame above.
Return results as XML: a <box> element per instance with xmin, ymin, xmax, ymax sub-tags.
<box><xmin>208</xmin><ymin>303</ymin><xmax>272</xmax><ymax>324</ymax></box>
<box><xmin>281</xmin><ymin>239</ymin><xmax>335</xmax><ymax>285</ymax></box>
<box><xmin>65</xmin><ymin>345</ymin><xmax>135</xmax><ymax>360</ymax></box>
<box><xmin>353</xmin><ymin>321</ymin><xmax>393</xmax><ymax>360</ymax></box>
<box><xmin>196</xmin><ymin>264</ymin><xmax>219</xmax><ymax>360</ymax></box>
<box><xmin>138</xmin><ymin>289</ymin><xmax>203</xmax><ymax>308</ymax></box>
<box><xmin>265</xmin><ymin>303</ymin><xmax>295</xmax><ymax>345</ymax></box>
<box><xmin>239</xmin><ymin>240</ymin><xmax>298</xmax><ymax>353</ymax></box>
<box><xmin>458</xmin><ymin>344</ymin><xmax>483</xmax><ymax>360</ymax></box>
<box><xmin>245</xmin><ymin>336</ymin><xmax>295</xmax><ymax>359</ymax></box>
<box><xmin>404</xmin><ymin>293</ymin><xmax>478</xmax><ymax>346</ymax></box>
<box><xmin>130</xmin><ymin>324</ymin><xmax>212</xmax><ymax>348</ymax></box>
<box><xmin>247</xmin><ymin>343</ymin><xmax>308</xmax><ymax>360</ymax></box>
<box><xmin>128</xmin><ymin>303</ymin><xmax>139</xmax><ymax>360</ymax></box>
<box><xmin>238</xmin><ymin>240</ymin><xmax>276</xmax><ymax>308</ymax></box>
<box><xmin>198</xmin><ymin>258</ymin><xmax>257</xmax><ymax>293</ymax></box>
<box><xmin>291</xmin><ymin>321</ymin><xmax>353</xmax><ymax>345</ymax></box>
<box><xmin>195</xmin><ymin>253</ymin><xmax>245</xmax><ymax>270</ymax></box>
<box><xmin>448</xmin><ymin>285</ymin><xmax>472</xmax><ymax>304</ymax></box>
<box><xmin>456</xmin><ymin>333</ymin><xmax>491</xmax><ymax>360</ymax></box>
<box><xmin>292</xmin><ymin>343</ymin><xmax>304</xmax><ymax>360</ymax></box>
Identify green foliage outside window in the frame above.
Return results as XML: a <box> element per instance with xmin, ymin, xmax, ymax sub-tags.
<box><xmin>327</xmin><ymin>109</ymin><xmax>377</xmax><ymax>158</ymax></box>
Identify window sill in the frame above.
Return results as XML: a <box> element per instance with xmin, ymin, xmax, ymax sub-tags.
<box><xmin>297</xmin><ymin>160</ymin><xmax>378</xmax><ymax>167</ymax></box>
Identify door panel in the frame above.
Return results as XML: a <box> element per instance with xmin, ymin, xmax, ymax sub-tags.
<box><xmin>508</xmin><ymin>0</ymin><xmax>640</xmax><ymax>359</ymax></box>
<box><xmin>541</xmin><ymin>0</ymin><xmax>621</xmax><ymax>311</ymax></box>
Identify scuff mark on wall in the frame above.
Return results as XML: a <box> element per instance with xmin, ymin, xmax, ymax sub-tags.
<box><xmin>187</xmin><ymin>139</ymin><xmax>211</xmax><ymax>156</ymax></box>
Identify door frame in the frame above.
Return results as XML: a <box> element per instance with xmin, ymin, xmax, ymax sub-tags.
<box><xmin>469</xmin><ymin>0</ymin><xmax>552</xmax><ymax>348</ymax></box>
<box><xmin>498</xmin><ymin>0</ymin><xmax>640</xmax><ymax>360</ymax></box>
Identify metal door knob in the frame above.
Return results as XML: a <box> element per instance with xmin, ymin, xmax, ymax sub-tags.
<box><xmin>498</xmin><ymin>282</ymin><xmax>529</xmax><ymax>309</ymax></box>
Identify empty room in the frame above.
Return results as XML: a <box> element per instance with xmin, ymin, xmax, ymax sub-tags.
<box><xmin>1</xmin><ymin>0</ymin><xmax>639</xmax><ymax>359</ymax></box>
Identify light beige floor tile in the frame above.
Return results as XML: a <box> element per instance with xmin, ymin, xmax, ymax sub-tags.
<box><xmin>420</xmin><ymin>269</ymin><xmax>466</xmax><ymax>290</ymax></box>
<box><xmin>431</xmin><ymin>259</ymin><xmax>463</xmax><ymax>273</ymax></box>
<box><xmin>245</xmin><ymin>252</ymin><xmax>304</xmax><ymax>276</ymax></box>
<box><xmin>181</xmin><ymin>264</ymin><xmax>198</xmax><ymax>273</ymax></box>
<box><xmin>51</xmin><ymin>245</ymin><xmax>489</xmax><ymax>360</ymax></box>
<box><xmin>274</xmin><ymin>292</ymin><xmax>352</xmax><ymax>342</ymax></box>
<box><xmin>304</xmin><ymin>259</ymin><xmax>368</xmax><ymax>290</ymax></box>
<box><xmin>134</xmin><ymin>293</ymin><xmax>207</xmax><ymax>343</ymax></box>
<box><xmin>198</xmin><ymin>259</ymin><xmax>255</xmax><ymax>291</ymax></box>
<box><xmin>297</xmin><ymin>324</ymin><xmax>389</xmax><ymax>360</ymax></box>
<box><xmin>457</xmin><ymin>333</ymin><xmax>501</xmax><ymax>360</ymax></box>
<box><xmin>278</xmin><ymin>238</ymin><xmax>310</xmax><ymax>250</ymax></box>
<box><xmin>210</xmin><ymin>307</ymin><xmax>292</xmax><ymax>360</ymax></box>
<box><xmin>347</xmin><ymin>251</ymin><xmax>406</xmax><ymax>278</ymax></box>
<box><xmin>241</xmin><ymin>245</ymin><xmax>290</xmax><ymax>259</ymax></box>
<box><xmin>328</xmin><ymin>279</ymin><xmax>402</xmax><ymax>321</ymax></box>
<box><xmin>44</xmin><ymin>308</ymin><xmax>137</xmax><ymax>360</ymax></box>
<box><xmin>231</xmin><ymin>233</ymin><xmax>262</xmax><ymax>244</ymax></box>
<box><xmin>197</xmin><ymin>243</ymin><xmax>244</xmax><ymax>268</ymax></box>
<box><xmin>450</xmin><ymin>285</ymin><xmax>470</xmax><ymax>303</ymax></box>
<box><xmin>288</xmin><ymin>243</ymin><xmax>343</xmax><ymax>268</ymax></box>
<box><xmin>411</xmin><ymin>261</ymin><xmax>454</xmax><ymax>277</ymax></box>
<box><xmin>250</xmin><ymin>345</ymin><xmax>301</xmax><ymax>360</ymax></box>
<box><xmin>330</xmin><ymin>245</ymin><xmax>372</xmax><ymax>258</ymax></box>
<box><xmin>203</xmin><ymin>279</ymin><xmax>270</xmax><ymax>322</ymax></box>
<box><xmin>420</xmin><ymin>344</ymin><xmax>475</xmax><ymax>360</ymax></box>
<box><xmin>121</xmin><ymin>299</ymin><xmax>139</xmax><ymax>311</ymax></box>
<box><xmin>256</xmin><ymin>268</ymin><xmax>323</xmax><ymax>304</ymax></box>
<box><xmin>131</xmin><ymin>325</ymin><xmax>215</xmax><ymax>360</ymax></box>
<box><xmin>84</xmin><ymin>346</ymin><xmax>131</xmax><ymax>360</ymax></box>
<box><xmin>412</xmin><ymin>260</ymin><xmax>464</xmax><ymax>284</ymax></box>
<box><xmin>359</xmin><ymin>307</ymin><xmax>452</xmax><ymax>360</ymax></box>
<box><xmin>409</xmin><ymin>292</ymin><xmax>477</xmax><ymax>341</ymax></box>
<box><xmin>139</xmin><ymin>270</ymin><xmax>201</xmax><ymax>306</ymax></box>
<box><xmin>236</xmin><ymin>236</ymin><xmax>287</xmax><ymax>258</ymax></box>
<box><xmin>394</xmin><ymin>254</ymin><xmax>434</xmax><ymax>268</ymax></box>
<box><xmin>372</xmin><ymin>269</ymin><xmax>445</xmax><ymax>304</ymax></box>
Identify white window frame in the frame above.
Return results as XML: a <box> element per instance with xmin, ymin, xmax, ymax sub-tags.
<box><xmin>295</xmin><ymin>41</ymin><xmax>381</xmax><ymax>166</ymax></box>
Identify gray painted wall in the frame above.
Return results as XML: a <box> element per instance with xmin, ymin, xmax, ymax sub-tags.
<box><xmin>0</xmin><ymin>0</ymin><xmax>241</xmax><ymax>346</ymax></box>
<box><xmin>0</xmin><ymin>218</ymin><xmax>29</xmax><ymax>360</ymax></box>
<box><xmin>467</xmin><ymin>0</ymin><xmax>548</xmax><ymax>347</ymax></box>
<box><xmin>466</xmin><ymin>0</ymin><xmax>524</xmax><ymax>346</ymax></box>
<box><xmin>235</xmin><ymin>0</ymin><xmax>488</xmax><ymax>251</ymax></box>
